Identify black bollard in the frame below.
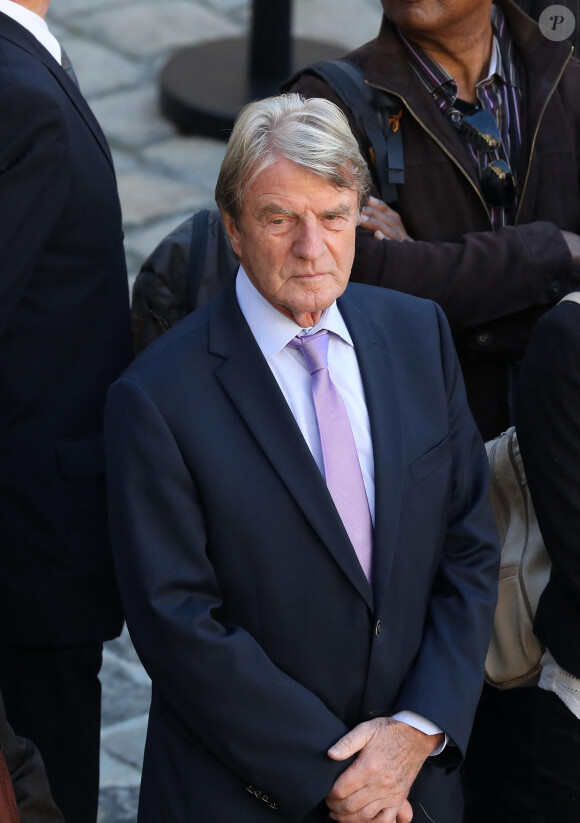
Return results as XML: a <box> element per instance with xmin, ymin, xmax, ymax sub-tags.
<box><xmin>250</xmin><ymin>0</ymin><xmax>292</xmax><ymax>96</ymax></box>
<box><xmin>159</xmin><ymin>0</ymin><xmax>343</xmax><ymax>139</ymax></box>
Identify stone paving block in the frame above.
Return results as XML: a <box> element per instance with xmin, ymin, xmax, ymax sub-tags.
<box><xmin>111</xmin><ymin>148</ymin><xmax>140</xmax><ymax>175</ymax></box>
<box><xmin>60</xmin><ymin>37</ymin><xmax>141</xmax><ymax>99</ymax></box>
<box><xmin>293</xmin><ymin>0</ymin><xmax>382</xmax><ymax>50</ymax></box>
<box><xmin>205</xmin><ymin>0</ymin><xmax>248</xmax><ymax>12</ymax></box>
<box><xmin>80</xmin><ymin>2</ymin><xmax>241</xmax><ymax>59</ymax></box>
<box><xmin>101</xmin><ymin>658</ymin><xmax>151</xmax><ymax>727</ymax></box>
<box><xmin>117</xmin><ymin>169</ymin><xmax>205</xmax><ymax>227</ymax></box>
<box><xmin>143</xmin><ymin>135</ymin><xmax>227</xmax><ymax>191</ymax></box>
<box><xmin>101</xmin><ymin>715</ymin><xmax>149</xmax><ymax>771</ymax></box>
<box><xmin>104</xmin><ymin>627</ymin><xmax>143</xmax><ymax>665</ymax></box>
<box><xmin>97</xmin><ymin>785</ymin><xmax>140</xmax><ymax>823</ymax></box>
<box><xmin>49</xmin><ymin>0</ymin><xmax>127</xmax><ymax>19</ymax></box>
<box><xmin>99</xmin><ymin>750</ymin><xmax>142</xmax><ymax>790</ymax></box>
<box><xmin>124</xmin><ymin>211</ymin><xmax>194</xmax><ymax>269</ymax></box>
<box><xmin>90</xmin><ymin>87</ymin><xmax>174</xmax><ymax>150</ymax></box>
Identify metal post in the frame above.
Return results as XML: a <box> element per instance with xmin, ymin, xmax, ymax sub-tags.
<box><xmin>250</xmin><ymin>0</ymin><xmax>292</xmax><ymax>96</ymax></box>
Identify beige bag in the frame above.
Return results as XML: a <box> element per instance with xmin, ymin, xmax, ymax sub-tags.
<box><xmin>484</xmin><ymin>426</ymin><xmax>550</xmax><ymax>688</ymax></box>
<box><xmin>484</xmin><ymin>291</ymin><xmax>580</xmax><ymax>689</ymax></box>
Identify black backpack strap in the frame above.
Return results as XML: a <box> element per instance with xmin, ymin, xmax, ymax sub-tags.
<box><xmin>283</xmin><ymin>59</ymin><xmax>404</xmax><ymax>203</ymax></box>
<box><xmin>186</xmin><ymin>209</ymin><xmax>210</xmax><ymax>313</ymax></box>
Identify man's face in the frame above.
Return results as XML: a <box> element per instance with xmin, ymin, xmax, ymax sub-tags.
<box><xmin>380</xmin><ymin>0</ymin><xmax>492</xmax><ymax>38</ymax></box>
<box><xmin>223</xmin><ymin>157</ymin><xmax>359</xmax><ymax>328</ymax></box>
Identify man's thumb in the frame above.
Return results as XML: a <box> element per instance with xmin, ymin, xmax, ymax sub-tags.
<box><xmin>327</xmin><ymin>726</ymin><xmax>367</xmax><ymax>761</ymax></box>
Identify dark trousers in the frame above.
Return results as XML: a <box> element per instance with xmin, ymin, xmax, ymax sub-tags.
<box><xmin>0</xmin><ymin>642</ymin><xmax>103</xmax><ymax>823</ymax></box>
<box><xmin>462</xmin><ymin>682</ymin><xmax>580</xmax><ymax>823</ymax></box>
<box><xmin>461</xmin><ymin>683</ymin><xmax>544</xmax><ymax>823</ymax></box>
<box><xmin>535</xmin><ymin>688</ymin><xmax>580</xmax><ymax>821</ymax></box>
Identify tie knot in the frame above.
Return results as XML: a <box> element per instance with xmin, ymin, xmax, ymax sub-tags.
<box><xmin>288</xmin><ymin>329</ymin><xmax>329</xmax><ymax>375</ymax></box>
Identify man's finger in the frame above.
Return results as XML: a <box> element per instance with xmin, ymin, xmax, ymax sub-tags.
<box><xmin>328</xmin><ymin>722</ymin><xmax>373</xmax><ymax>760</ymax></box>
<box><xmin>396</xmin><ymin>799</ymin><xmax>413</xmax><ymax>823</ymax></box>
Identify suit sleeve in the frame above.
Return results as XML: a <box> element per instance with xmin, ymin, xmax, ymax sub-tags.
<box><xmin>393</xmin><ymin>304</ymin><xmax>501</xmax><ymax>756</ymax></box>
<box><xmin>0</xmin><ymin>77</ymin><xmax>69</xmax><ymax>338</ymax></box>
<box><xmin>105</xmin><ymin>376</ymin><xmax>353</xmax><ymax>822</ymax></box>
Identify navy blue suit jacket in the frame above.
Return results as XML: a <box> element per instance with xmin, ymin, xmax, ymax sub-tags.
<box><xmin>105</xmin><ymin>281</ymin><xmax>499</xmax><ymax>822</ymax></box>
<box><xmin>0</xmin><ymin>14</ymin><xmax>131</xmax><ymax>645</ymax></box>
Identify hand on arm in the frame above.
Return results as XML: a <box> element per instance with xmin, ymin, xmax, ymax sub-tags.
<box><xmin>326</xmin><ymin>717</ymin><xmax>443</xmax><ymax>822</ymax></box>
<box><xmin>360</xmin><ymin>197</ymin><xmax>413</xmax><ymax>243</ymax></box>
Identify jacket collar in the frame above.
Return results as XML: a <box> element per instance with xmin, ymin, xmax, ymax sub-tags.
<box><xmin>363</xmin><ymin>0</ymin><xmax>573</xmax><ymax>197</ymax></box>
<box><xmin>0</xmin><ymin>12</ymin><xmax>115</xmax><ymax>171</ymax></box>
<box><xmin>366</xmin><ymin>0</ymin><xmax>572</xmax><ymax>114</ymax></box>
<box><xmin>208</xmin><ymin>281</ymin><xmax>405</xmax><ymax>610</ymax></box>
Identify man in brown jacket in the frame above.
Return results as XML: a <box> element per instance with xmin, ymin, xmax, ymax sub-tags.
<box><xmin>289</xmin><ymin>0</ymin><xmax>580</xmax><ymax>442</ymax></box>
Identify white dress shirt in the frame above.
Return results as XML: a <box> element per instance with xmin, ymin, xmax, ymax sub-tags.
<box><xmin>235</xmin><ymin>268</ymin><xmax>445</xmax><ymax>749</ymax></box>
<box><xmin>235</xmin><ymin>266</ymin><xmax>375</xmax><ymax>522</ymax></box>
<box><xmin>0</xmin><ymin>0</ymin><xmax>61</xmax><ymax>63</ymax></box>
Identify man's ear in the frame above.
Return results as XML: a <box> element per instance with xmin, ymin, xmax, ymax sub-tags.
<box><xmin>220</xmin><ymin>211</ymin><xmax>243</xmax><ymax>260</ymax></box>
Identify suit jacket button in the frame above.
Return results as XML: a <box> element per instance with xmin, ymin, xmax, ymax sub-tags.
<box><xmin>475</xmin><ymin>331</ymin><xmax>492</xmax><ymax>347</ymax></box>
<box><xmin>375</xmin><ymin>620</ymin><xmax>383</xmax><ymax>637</ymax></box>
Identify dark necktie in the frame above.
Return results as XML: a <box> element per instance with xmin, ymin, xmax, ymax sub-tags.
<box><xmin>60</xmin><ymin>48</ymin><xmax>79</xmax><ymax>88</ymax></box>
<box><xmin>289</xmin><ymin>330</ymin><xmax>373</xmax><ymax>581</ymax></box>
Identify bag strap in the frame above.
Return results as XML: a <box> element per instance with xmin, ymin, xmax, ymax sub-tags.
<box><xmin>186</xmin><ymin>209</ymin><xmax>210</xmax><ymax>313</ymax></box>
<box><xmin>283</xmin><ymin>59</ymin><xmax>403</xmax><ymax>203</ymax></box>
<box><xmin>559</xmin><ymin>291</ymin><xmax>580</xmax><ymax>306</ymax></box>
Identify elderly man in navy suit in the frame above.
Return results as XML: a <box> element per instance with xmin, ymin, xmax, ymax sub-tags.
<box><xmin>106</xmin><ymin>94</ymin><xmax>499</xmax><ymax>823</ymax></box>
<box><xmin>0</xmin><ymin>1</ymin><xmax>131</xmax><ymax>821</ymax></box>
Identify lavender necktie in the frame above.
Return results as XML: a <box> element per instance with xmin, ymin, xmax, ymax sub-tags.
<box><xmin>289</xmin><ymin>330</ymin><xmax>373</xmax><ymax>581</ymax></box>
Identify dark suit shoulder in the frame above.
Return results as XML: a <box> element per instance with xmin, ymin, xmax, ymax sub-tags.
<box><xmin>0</xmin><ymin>35</ymin><xmax>68</xmax><ymax>125</ymax></box>
<box><xmin>343</xmin><ymin>281</ymin><xmax>442</xmax><ymax>324</ymax></box>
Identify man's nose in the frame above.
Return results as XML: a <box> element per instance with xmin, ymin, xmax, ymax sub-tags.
<box><xmin>293</xmin><ymin>220</ymin><xmax>326</xmax><ymax>260</ymax></box>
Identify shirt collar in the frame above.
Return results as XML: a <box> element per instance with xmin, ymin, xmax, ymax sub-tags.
<box><xmin>395</xmin><ymin>4</ymin><xmax>515</xmax><ymax>106</ymax></box>
<box><xmin>0</xmin><ymin>0</ymin><xmax>61</xmax><ymax>63</ymax></box>
<box><xmin>235</xmin><ymin>266</ymin><xmax>353</xmax><ymax>362</ymax></box>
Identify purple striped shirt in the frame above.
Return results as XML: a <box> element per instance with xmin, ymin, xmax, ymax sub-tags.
<box><xmin>396</xmin><ymin>5</ymin><xmax>522</xmax><ymax>228</ymax></box>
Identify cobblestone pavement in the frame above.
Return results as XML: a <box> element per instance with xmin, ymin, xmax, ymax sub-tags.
<box><xmin>45</xmin><ymin>1</ymin><xmax>383</xmax><ymax>820</ymax></box>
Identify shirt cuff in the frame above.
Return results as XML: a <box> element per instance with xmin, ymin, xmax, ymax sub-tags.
<box><xmin>392</xmin><ymin>710</ymin><xmax>447</xmax><ymax>756</ymax></box>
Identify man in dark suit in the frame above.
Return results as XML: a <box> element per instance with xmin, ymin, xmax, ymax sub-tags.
<box><xmin>106</xmin><ymin>94</ymin><xmax>499</xmax><ymax>823</ymax></box>
<box><xmin>0</xmin><ymin>1</ymin><xmax>132</xmax><ymax>821</ymax></box>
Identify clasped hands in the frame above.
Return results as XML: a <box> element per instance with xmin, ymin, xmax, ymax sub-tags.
<box><xmin>326</xmin><ymin>716</ymin><xmax>443</xmax><ymax>823</ymax></box>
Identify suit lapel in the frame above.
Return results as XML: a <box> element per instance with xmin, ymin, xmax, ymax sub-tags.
<box><xmin>338</xmin><ymin>294</ymin><xmax>404</xmax><ymax>605</ymax></box>
<box><xmin>209</xmin><ymin>285</ymin><xmax>373</xmax><ymax>609</ymax></box>
<box><xmin>0</xmin><ymin>14</ymin><xmax>115</xmax><ymax>171</ymax></box>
